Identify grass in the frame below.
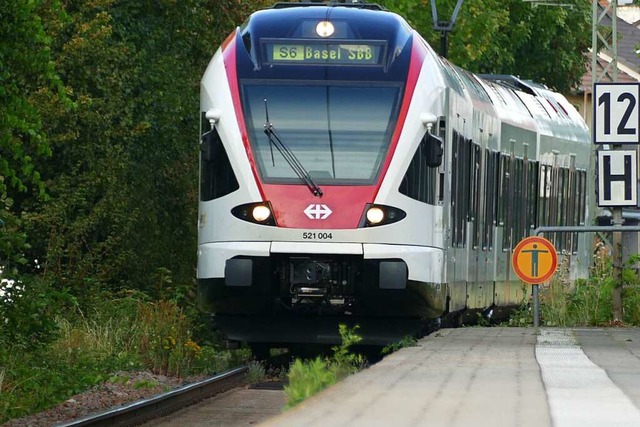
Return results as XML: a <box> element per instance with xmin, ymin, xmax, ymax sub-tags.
<box><xmin>4</xmin><ymin>251</ymin><xmax>637</xmax><ymax>423</ymax></box>
<box><xmin>0</xmin><ymin>292</ymin><xmax>251</xmax><ymax>424</ymax></box>
<box><xmin>381</xmin><ymin>335</ymin><xmax>418</xmax><ymax>355</ymax></box>
<box><xmin>247</xmin><ymin>361</ymin><xmax>267</xmax><ymax>385</ymax></box>
<box><xmin>283</xmin><ymin>324</ymin><xmax>365</xmax><ymax>409</ymax></box>
<box><xmin>506</xmin><ymin>253</ymin><xmax>640</xmax><ymax>327</ymax></box>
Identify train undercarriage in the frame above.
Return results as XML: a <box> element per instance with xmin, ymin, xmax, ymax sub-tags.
<box><xmin>198</xmin><ymin>253</ymin><xmax>447</xmax><ymax>347</ymax></box>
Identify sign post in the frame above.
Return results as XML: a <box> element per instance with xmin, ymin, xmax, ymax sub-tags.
<box><xmin>593</xmin><ymin>82</ymin><xmax>640</xmax><ymax>321</ymax></box>
<box><xmin>512</xmin><ymin>236</ymin><xmax>558</xmax><ymax>330</ymax></box>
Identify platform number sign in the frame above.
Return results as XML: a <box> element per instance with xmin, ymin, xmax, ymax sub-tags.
<box><xmin>594</xmin><ymin>83</ymin><xmax>640</xmax><ymax>144</ymax></box>
<box><xmin>598</xmin><ymin>150</ymin><xmax>638</xmax><ymax>207</ymax></box>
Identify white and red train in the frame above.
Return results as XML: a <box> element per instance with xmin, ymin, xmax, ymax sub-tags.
<box><xmin>197</xmin><ymin>1</ymin><xmax>591</xmax><ymax>346</ymax></box>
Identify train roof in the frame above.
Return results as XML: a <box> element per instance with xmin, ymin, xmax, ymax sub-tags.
<box><xmin>271</xmin><ymin>1</ymin><xmax>385</xmax><ymax>10</ymax></box>
<box><xmin>237</xmin><ymin>3</ymin><xmax>589</xmax><ymax>142</ymax></box>
<box><xmin>242</xmin><ymin>4</ymin><xmax>408</xmax><ymax>41</ymax></box>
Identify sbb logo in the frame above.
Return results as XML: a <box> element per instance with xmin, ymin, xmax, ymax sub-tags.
<box><xmin>304</xmin><ymin>204</ymin><xmax>332</xmax><ymax>220</ymax></box>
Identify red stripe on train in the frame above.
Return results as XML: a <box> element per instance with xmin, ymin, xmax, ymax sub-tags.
<box><xmin>222</xmin><ymin>33</ymin><xmax>266</xmax><ymax>200</ymax></box>
<box><xmin>225</xmin><ymin>36</ymin><xmax>426</xmax><ymax>229</ymax></box>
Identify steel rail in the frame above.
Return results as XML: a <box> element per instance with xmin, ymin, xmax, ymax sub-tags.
<box><xmin>57</xmin><ymin>365</ymin><xmax>248</xmax><ymax>427</ymax></box>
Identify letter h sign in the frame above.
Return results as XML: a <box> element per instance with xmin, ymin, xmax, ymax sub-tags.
<box><xmin>598</xmin><ymin>150</ymin><xmax>638</xmax><ymax>207</ymax></box>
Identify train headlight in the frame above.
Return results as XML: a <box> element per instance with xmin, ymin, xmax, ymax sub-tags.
<box><xmin>366</xmin><ymin>207</ymin><xmax>385</xmax><ymax>225</ymax></box>
<box><xmin>252</xmin><ymin>205</ymin><xmax>272</xmax><ymax>222</ymax></box>
<box><xmin>316</xmin><ymin>21</ymin><xmax>335</xmax><ymax>37</ymax></box>
<box><xmin>231</xmin><ymin>202</ymin><xmax>277</xmax><ymax>226</ymax></box>
<box><xmin>360</xmin><ymin>204</ymin><xmax>407</xmax><ymax>228</ymax></box>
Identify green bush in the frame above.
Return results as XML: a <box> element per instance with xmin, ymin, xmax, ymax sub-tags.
<box><xmin>0</xmin><ymin>275</ymin><xmax>75</xmax><ymax>350</ymax></box>
<box><xmin>284</xmin><ymin>324</ymin><xmax>364</xmax><ymax>409</ymax></box>
<box><xmin>621</xmin><ymin>254</ymin><xmax>640</xmax><ymax>324</ymax></box>
<box><xmin>381</xmin><ymin>335</ymin><xmax>418</xmax><ymax>355</ymax></box>
<box><xmin>285</xmin><ymin>357</ymin><xmax>338</xmax><ymax>408</ymax></box>
<box><xmin>508</xmin><ymin>253</ymin><xmax>640</xmax><ymax>327</ymax></box>
<box><xmin>0</xmin><ymin>346</ymin><xmax>111</xmax><ymax>422</ymax></box>
<box><xmin>0</xmin><ymin>292</ymin><xmax>251</xmax><ymax>423</ymax></box>
<box><xmin>53</xmin><ymin>295</ymin><xmax>249</xmax><ymax>377</ymax></box>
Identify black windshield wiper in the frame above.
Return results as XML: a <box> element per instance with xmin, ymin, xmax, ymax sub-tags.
<box><xmin>263</xmin><ymin>99</ymin><xmax>323</xmax><ymax>197</ymax></box>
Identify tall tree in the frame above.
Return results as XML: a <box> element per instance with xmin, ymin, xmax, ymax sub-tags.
<box><xmin>379</xmin><ymin>0</ymin><xmax>591</xmax><ymax>93</ymax></box>
<box><xmin>0</xmin><ymin>0</ymin><xmax>67</xmax><ymax>274</ymax></box>
<box><xmin>21</xmin><ymin>0</ymin><xmax>270</xmax><ymax>295</ymax></box>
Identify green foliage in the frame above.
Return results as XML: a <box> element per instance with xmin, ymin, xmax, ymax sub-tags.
<box><xmin>284</xmin><ymin>324</ymin><xmax>364</xmax><ymax>409</ymax></box>
<box><xmin>507</xmin><ymin>253</ymin><xmax>640</xmax><ymax>327</ymax></box>
<box><xmin>247</xmin><ymin>361</ymin><xmax>267</xmax><ymax>385</ymax></box>
<box><xmin>0</xmin><ymin>214</ymin><xmax>30</xmax><ymax>279</ymax></box>
<box><xmin>0</xmin><ymin>0</ymin><xmax>68</xmax><ymax>278</ymax></box>
<box><xmin>0</xmin><ymin>0</ymin><xmax>61</xmax><ymax>197</ymax></box>
<box><xmin>330</xmin><ymin>324</ymin><xmax>364</xmax><ymax>374</ymax></box>
<box><xmin>505</xmin><ymin>292</ymin><xmax>534</xmax><ymax>327</ymax></box>
<box><xmin>0</xmin><ymin>345</ymin><xmax>112</xmax><ymax>422</ymax></box>
<box><xmin>0</xmin><ymin>0</ymin><xmax>601</xmax><ymax>420</ymax></box>
<box><xmin>381</xmin><ymin>335</ymin><xmax>418</xmax><ymax>355</ymax></box>
<box><xmin>621</xmin><ymin>254</ymin><xmax>640</xmax><ymax>325</ymax></box>
<box><xmin>133</xmin><ymin>379</ymin><xmax>159</xmax><ymax>389</ymax></box>
<box><xmin>17</xmin><ymin>0</ymin><xmax>270</xmax><ymax>295</ymax></box>
<box><xmin>378</xmin><ymin>0</ymin><xmax>591</xmax><ymax>92</ymax></box>
<box><xmin>0</xmin><ymin>275</ymin><xmax>76</xmax><ymax>350</ymax></box>
<box><xmin>284</xmin><ymin>357</ymin><xmax>338</xmax><ymax>409</ymax></box>
<box><xmin>0</xmin><ymin>294</ymin><xmax>249</xmax><ymax>423</ymax></box>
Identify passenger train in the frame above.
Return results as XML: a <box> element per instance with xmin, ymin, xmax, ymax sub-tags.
<box><xmin>197</xmin><ymin>1</ymin><xmax>592</xmax><ymax>347</ymax></box>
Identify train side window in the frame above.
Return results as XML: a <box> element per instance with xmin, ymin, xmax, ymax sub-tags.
<box><xmin>501</xmin><ymin>153</ymin><xmax>515</xmax><ymax>251</ymax></box>
<box><xmin>564</xmin><ymin>166</ymin><xmax>579</xmax><ymax>253</ymax></box>
<box><xmin>451</xmin><ymin>131</ymin><xmax>460</xmax><ymax>247</ymax></box>
<box><xmin>498</xmin><ymin>153</ymin><xmax>512</xmax><ymax>250</ymax></box>
<box><xmin>462</xmin><ymin>136</ymin><xmax>472</xmax><ymax>246</ymax></box>
<box><xmin>399</xmin><ymin>131</ymin><xmax>440</xmax><ymax>204</ymax></box>
<box><xmin>462</xmin><ymin>137</ymin><xmax>471</xmax><ymax>235</ymax></box>
<box><xmin>513</xmin><ymin>157</ymin><xmax>525</xmax><ymax>246</ymax></box>
<box><xmin>482</xmin><ymin>150</ymin><xmax>498</xmax><ymax>250</ymax></box>
<box><xmin>451</xmin><ymin>131</ymin><xmax>458</xmax><ymax>245</ymax></box>
<box><xmin>200</xmin><ymin>127</ymin><xmax>240</xmax><ymax>201</ymax></box>
<box><xmin>471</xmin><ymin>142</ymin><xmax>482</xmax><ymax>249</ymax></box>
<box><xmin>527</xmin><ymin>160</ymin><xmax>539</xmax><ymax>230</ymax></box>
<box><xmin>451</xmin><ymin>130</ymin><xmax>469</xmax><ymax>248</ymax></box>
<box><xmin>558</xmin><ymin>167</ymin><xmax>567</xmax><ymax>251</ymax></box>
<box><xmin>575</xmin><ymin>170</ymin><xmax>583</xmax><ymax>227</ymax></box>
<box><xmin>546</xmin><ymin>163</ymin><xmax>561</xmax><ymax>248</ymax></box>
<box><xmin>567</xmin><ymin>166</ymin><xmax>577</xmax><ymax>252</ymax></box>
<box><xmin>578</xmin><ymin>170</ymin><xmax>586</xmax><ymax>225</ymax></box>
<box><xmin>538</xmin><ymin>163</ymin><xmax>550</xmax><ymax>227</ymax></box>
<box><xmin>497</xmin><ymin>153</ymin><xmax>509</xmax><ymax>227</ymax></box>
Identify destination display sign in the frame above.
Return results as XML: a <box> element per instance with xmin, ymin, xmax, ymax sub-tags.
<box><xmin>264</xmin><ymin>40</ymin><xmax>385</xmax><ymax>65</ymax></box>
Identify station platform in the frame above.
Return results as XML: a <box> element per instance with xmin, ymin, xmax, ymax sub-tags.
<box><xmin>261</xmin><ymin>327</ymin><xmax>640</xmax><ymax>427</ymax></box>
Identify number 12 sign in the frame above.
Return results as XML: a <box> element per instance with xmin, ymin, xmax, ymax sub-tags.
<box><xmin>594</xmin><ymin>83</ymin><xmax>640</xmax><ymax>144</ymax></box>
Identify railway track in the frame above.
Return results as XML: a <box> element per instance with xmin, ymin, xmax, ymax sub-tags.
<box><xmin>55</xmin><ymin>346</ymin><xmax>380</xmax><ymax>427</ymax></box>
<box><xmin>57</xmin><ymin>366</ymin><xmax>251</xmax><ymax>427</ymax></box>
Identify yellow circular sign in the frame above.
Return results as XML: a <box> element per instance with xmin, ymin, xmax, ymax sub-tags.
<box><xmin>512</xmin><ymin>236</ymin><xmax>558</xmax><ymax>284</ymax></box>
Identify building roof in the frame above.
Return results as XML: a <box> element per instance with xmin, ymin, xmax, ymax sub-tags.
<box><xmin>597</xmin><ymin>3</ymin><xmax>640</xmax><ymax>73</ymax></box>
<box><xmin>579</xmin><ymin>3</ymin><xmax>640</xmax><ymax>92</ymax></box>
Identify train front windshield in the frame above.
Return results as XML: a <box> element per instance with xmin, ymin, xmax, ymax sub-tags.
<box><xmin>242</xmin><ymin>83</ymin><xmax>402</xmax><ymax>185</ymax></box>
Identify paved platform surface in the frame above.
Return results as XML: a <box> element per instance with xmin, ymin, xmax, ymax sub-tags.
<box><xmin>261</xmin><ymin>327</ymin><xmax>640</xmax><ymax>427</ymax></box>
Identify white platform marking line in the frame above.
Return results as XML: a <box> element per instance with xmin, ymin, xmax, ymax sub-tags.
<box><xmin>536</xmin><ymin>329</ymin><xmax>640</xmax><ymax>427</ymax></box>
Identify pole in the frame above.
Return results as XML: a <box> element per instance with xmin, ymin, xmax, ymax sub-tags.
<box><xmin>430</xmin><ymin>0</ymin><xmax>464</xmax><ymax>59</ymax></box>
<box><xmin>440</xmin><ymin>29</ymin><xmax>448</xmax><ymax>59</ymax></box>
<box><xmin>533</xmin><ymin>284</ymin><xmax>540</xmax><ymax>331</ymax></box>
<box><xmin>612</xmin><ymin>208</ymin><xmax>624</xmax><ymax>321</ymax></box>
